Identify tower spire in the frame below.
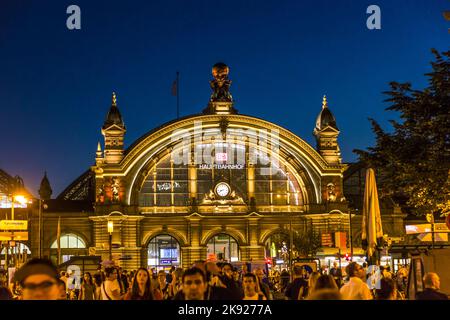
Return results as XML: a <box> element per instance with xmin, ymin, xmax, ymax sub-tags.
<box><xmin>112</xmin><ymin>92</ymin><xmax>117</xmax><ymax>107</ymax></box>
<box><xmin>322</xmin><ymin>95</ymin><xmax>328</xmax><ymax>109</ymax></box>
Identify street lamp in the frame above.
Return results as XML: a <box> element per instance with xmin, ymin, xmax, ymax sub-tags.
<box><xmin>10</xmin><ymin>194</ymin><xmax>27</xmax><ymax>220</ymax></box>
<box><xmin>107</xmin><ymin>221</ymin><xmax>114</xmax><ymax>261</ymax></box>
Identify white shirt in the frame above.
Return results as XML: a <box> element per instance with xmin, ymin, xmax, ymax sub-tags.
<box><xmin>101</xmin><ymin>279</ymin><xmax>120</xmax><ymax>300</ymax></box>
<box><xmin>340</xmin><ymin>277</ymin><xmax>373</xmax><ymax>300</ymax></box>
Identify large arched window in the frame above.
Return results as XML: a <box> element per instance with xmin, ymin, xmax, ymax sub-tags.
<box><xmin>147</xmin><ymin>234</ymin><xmax>180</xmax><ymax>269</ymax></box>
<box><xmin>51</xmin><ymin>234</ymin><xmax>86</xmax><ymax>249</ymax></box>
<box><xmin>138</xmin><ymin>137</ymin><xmax>304</xmax><ymax>207</ymax></box>
<box><xmin>207</xmin><ymin>233</ymin><xmax>240</xmax><ymax>262</ymax></box>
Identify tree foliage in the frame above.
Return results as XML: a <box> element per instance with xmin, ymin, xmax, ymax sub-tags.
<box><xmin>354</xmin><ymin>49</ymin><xmax>450</xmax><ymax>216</ymax></box>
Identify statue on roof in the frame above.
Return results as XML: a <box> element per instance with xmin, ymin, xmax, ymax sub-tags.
<box><xmin>210</xmin><ymin>62</ymin><xmax>233</xmax><ymax>102</ymax></box>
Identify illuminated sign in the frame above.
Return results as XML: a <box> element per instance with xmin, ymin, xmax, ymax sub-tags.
<box><xmin>0</xmin><ymin>232</ymin><xmax>28</xmax><ymax>241</ymax></box>
<box><xmin>405</xmin><ymin>223</ymin><xmax>449</xmax><ymax>235</ymax></box>
<box><xmin>0</xmin><ymin>220</ymin><xmax>28</xmax><ymax>230</ymax></box>
<box><xmin>198</xmin><ymin>164</ymin><xmax>244</xmax><ymax>170</ymax></box>
<box><xmin>215</xmin><ymin>152</ymin><xmax>228</xmax><ymax>162</ymax></box>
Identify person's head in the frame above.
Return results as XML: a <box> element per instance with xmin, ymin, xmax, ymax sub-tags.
<box><xmin>93</xmin><ymin>273</ymin><xmax>102</xmax><ymax>287</ymax></box>
<box><xmin>307</xmin><ymin>289</ymin><xmax>342</xmax><ymax>300</ymax></box>
<box><xmin>254</xmin><ymin>268</ymin><xmax>264</xmax><ymax>281</ymax></box>
<box><xmin>242</xmin><ymin>264</ymin><xmax>248</xmax><ymax>272</ymax></box>
<box><xmin>222</xmin><ymin>263</ymin><xmax>233</xmax><ymax>278</ymax></box>
<box><xmin>243</xmin><ymin>273</ymin><xmax>258</xmax><ymax>296</ymax></box>
<box><xmin>157</xmin><ymin>270</ymin><xmax>166</xmax><ymax>284</ymax></box>
<box><xmin>105</xmin><ymin>267</ymin><xmax>118</xmax><ymax>281</ymax></box>
<box><xmin>83</xmin><ymin>272</ymin><xmax>93</xmax><ymax>285</ymax></box>
<box><xmin>131</xmin><ymin>268</ymin><xmax>152</xmax><ymax>299</ymax></box>
<box><xmin>346</xmin><ymin>262</ymin><xmax>365</xmax><ymax>280</ymax></box>
<box><xmin>376</xmin><ymin>278</ymin><xmax>397</xmax><ymax>300</ymax></box>
<box><xmin>174</xmin><ymin>268</ymin><xmax>184</xmax><ymax>282</ymax></box>
<box><xmin>314</xmin><ymin>275</ymin><xmax>339</xmax><ymax>291</ymax></box>
<box><xmin>182</xmin><ymin>267</ymin><xmax>207</xmax><ymax>300</ymax></box>
<box><xmin>13</xmin><ymin>258</ymin><xmax>61</xmax><ymax>300</ymax></box>
<box><xmin>56</xmin><ymin>279</ymin><xmax>67</xmax><ymax>300</ymax></box>
<box><xmin>333</xmin><ymin>261</ymin><xmax>338</xmax><ymax>268</ymax></box>
<box><xmin>362</xmin><ymin>262</ymin><xmax>367</xmax><ymax>268</ymax></box>
<box><xmin>423</xmin><ymin>272</ymin><xmax>440</xmax><ymax>290</ymax></box>
<box><xmin>308</xmin><ymin>272</ymin><xmax>320</xmax><ymax>293</ymax></box>
<box><xmin>293</xmin><ymin>266</ymin><xmax>303</xmax><ymax>278</ymax></box>
<box><xmin>60</xmin><ymin>271</ymin><xmax>66</xmax><ymax>278</ymax></box>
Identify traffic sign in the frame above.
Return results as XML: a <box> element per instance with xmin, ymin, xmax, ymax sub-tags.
<box><xmin>0</xmin><ymin>220</ymin><xmax>28</xmax><ymax>231</ymax></box>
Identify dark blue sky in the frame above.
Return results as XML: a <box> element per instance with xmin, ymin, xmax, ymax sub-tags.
<box><xmin>0</xmin><ymin>0</ymin><xmax>448</xmax><ymax>197</ymax></box>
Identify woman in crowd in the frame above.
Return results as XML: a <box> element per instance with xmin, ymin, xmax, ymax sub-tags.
<box><xmin>93</xmin><ymin>273</ymin><xmax>103</xmax><ymax>300</ymax></box>
<box><xmin>123</xmin><ymin>268</ymin><xmax>154</xmax><ymax>300</ymax></box>
<box><xmin>78</xmin><ymin>272</ymin><xmax>95</xmax><ymax>300</ymax></box>
<box><xmin>306</xmin><ymin>271</ymin><xmax>320</xmax><ymax>298</ymax></box>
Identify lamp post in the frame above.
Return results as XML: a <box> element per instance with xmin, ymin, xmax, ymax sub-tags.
<box><xmin>107</xmin><ymin>221</ymin><xmax>114</xmax><ymax>261</ymax></box>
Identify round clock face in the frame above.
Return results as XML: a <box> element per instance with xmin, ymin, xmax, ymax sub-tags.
<box><xmin>215</xmin><ymin>183</ymin><xmax>230</xmax><ymax>197</ymax></box>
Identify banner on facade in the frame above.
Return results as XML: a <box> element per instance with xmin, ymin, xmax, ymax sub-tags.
<box><xmin>334</xmin><ymin>232</ymin><xmax>347</xmax><ymax>250</ymax></box>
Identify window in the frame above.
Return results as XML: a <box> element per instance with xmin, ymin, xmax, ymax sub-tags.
<box><xmin>147</xmin><ymin>235</ymin><xmax>180</xmax><ymax>268</ymax></box>
<box><xmin>51</xmin><ymin>234</ymin><xmax>86</xmax><ymax>249</ymax></box>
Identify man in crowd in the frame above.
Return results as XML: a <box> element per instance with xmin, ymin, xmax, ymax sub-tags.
<box><xmin>416</xmin><ymin>272</ymin><xmax>448</xmax><ymax>300</ymax></box>
<box><xmin>13</xmin><ymin>258</ymin><xmax>64</xmax><ymax>300</ymax></box>
<box><xmin>284</xmin><ymin>265</ymin><xmax>308</xmax><ymax>300</ymax></box>
<box><xmin>329</xmin><ymin>261</ymin><xmax>343</xmax><ymax>287</ymax></box>
<box><xmin>176</xmin><ymin>267</ymin><xmax>208</xmax><ymax>300</ymax></box>
<box><xmin>219</xmin><ymin>263</ymin><xmax>244</xmax><ymax>299</ymax></box>
<box><xmin>340</xmin><ymin>262</ymin><xmax>373</xmax><ymax>300</ymax></box>
<box><xmin>101</xmin><ymin>267</ymin><xmax>122</xmax><ymax>300</ymax></box>
<box><xmin>243</xmin><ymin>273</ymin><xmax>266</xmax><ymax>300</ymax></box>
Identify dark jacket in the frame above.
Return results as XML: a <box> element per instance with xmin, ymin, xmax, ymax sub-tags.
<box><xmin>284</xmin><ymin>278</ymin><xmax>308</xmax><ymax>300</ymax></box>
<box><xmin>173</xmin><ymin>285</ymin><xmax>235</xmax><ymax>300</ymax></box>
<box><xmin>416</xmin><ymin>288</ymin><xmax>448</xmax><ymax>300</ymax></box>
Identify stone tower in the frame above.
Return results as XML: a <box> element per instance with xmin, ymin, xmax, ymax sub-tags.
<box><xmin>313</xmin><ymin>95</ymin><xmax>342</xmax><ymax>165</ymax></box>
<box><xmin>101</xmin><ymin>92</ymin><xmax>126</xmax><ymax>164</ymax></box>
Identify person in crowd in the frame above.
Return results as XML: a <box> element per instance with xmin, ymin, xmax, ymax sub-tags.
<box><xmin>306</xmin><ymin>271</ymin><xmax>320</xmax><ymax>298</ymax></box>
<box><xmin>307</xmin><ymin>289</ymin><xmax>342</xmax><ymax>300</ymax></box>
<box><xmin>101</xmin><ymin>267</ymin><xmax>122</xmax><ymax>300</ymax></box>
<box><xmin>314</xmin><ymin>274</ymin><xmax>339</xmax><ymax>291</ymax></box>
<box><xmin>153</xmin><ymin>270</ymin><xmax>168</xmax><ymax>300</ymax></box>
<box><xmin>375</xmin><ymin>277</ymin><xmax>398</xmax><ymax>300</ymax></box>
<box><xmin>59</xmin><ymin>270</ymin><xmax>68</xmax><ymax>297</ymax></box>
<box><xmin>382</xmin><ymin>266</ymin><xmax>393</xmax><ymax>279</ymax></box>
<box><xmin>254</xmin><ymin>268</ymin><xmax>272</xmax><ymax>300</ymax></box>
<box><xmin>219</xmin><ymin>263</ymin><xmax>244</xmax><ymax>299</ymax></box>
<box><xmin>57</xmin><ymin>278</ymin><xmax>67</xmax><ymax>300</ymax></box>
<box><xmin>78</xmin><ymin>272</ymin><xmax>95</xmax><ymax>300</ymax></box>
<box><xmin>174</xmin><ymin>267</ymin><xmax>208</xmax><ymax>300</ymax></box>
<box><xmin>119</xmin><ymin>269</ymin><xmax>129</xmax><ymax>294</ymax></box>
<box><xmin>329</xmin><ymin>261</ymin><xmax>343</xmax><ymax>287</ymax></box>
<box><xmin>0</xmin><ymin>279</ymin><xmax>13</xmax><ymax>300</ymax></box>
<box><xmin>339</xmin><ymin>262</ymin><xmax>373</xmax><ymax>300</ymax></box>
<box><xmin>284</xmin><ymin>265</ymin><xmax>308</xmax><ymax>300</ymax></box>
<box><xmin>242</xmin><ymin>273</ymin><xmax>267</xmax><ymax>300</ymax></box>
<box><xmin>13</xmin><ymin>258</ymin><xmax>64</xmax><ymax>300</ymax></box>
<box><xmin>205</xmin><ymin>262</ymin><xmax>226</xmax><ymax>288</ymax></box>
<box><xmin>166</xmin><ymin>266</ymin><xmax>175</xmax><ymax>284</ymax></box>
<box><xmin>123</xmin><ymin>268</ymin><xmax>154</xmax><ymax>300</ymax></box>
<box><xmin>167</xmin><ymin>267</ymin><xmax>184</xmax><ymax>299</ymax></box>
<box><xmin>93</xmin><ymin>273</ymin><xmax>103</xmax><ymax>300</ymax></box>
<box><xmin>280</xmin><ymin>269</ymin><xmax>290</xmax><ymax>290</ymax></box>
<box><xmin>416</xmin><ymin>272</ymin><xmax>448</xmax><ymax>300</ymax></box>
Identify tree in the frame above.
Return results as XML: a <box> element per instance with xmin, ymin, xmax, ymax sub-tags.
<box><xmin>355</xmin><ymin>49</ymin><xmax>450</xmax><ymax>216</ymax></box>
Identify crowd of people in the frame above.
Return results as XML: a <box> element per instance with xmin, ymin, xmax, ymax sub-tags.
<box><xmin>0</xmin><ymin>258</ymin><xmax>448</xmax><ymax>300</ymax></box>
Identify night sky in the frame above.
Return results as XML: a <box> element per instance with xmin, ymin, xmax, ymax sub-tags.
<box><xmin>0</xmin><ymin>0</ymin><xmax>448</xmax><ymax>197</ymax></box>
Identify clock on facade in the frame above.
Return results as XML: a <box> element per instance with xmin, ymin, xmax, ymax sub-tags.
<box><xmin>214</xmin><ymin>182</ymin><xmax>230</xmax><ymax>197</ymax></box>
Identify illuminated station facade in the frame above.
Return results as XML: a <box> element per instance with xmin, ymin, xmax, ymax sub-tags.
<box><xmin>1</xmin><ymin>64</ymin><xmax>415</xmax><ymax>271</ymax></box>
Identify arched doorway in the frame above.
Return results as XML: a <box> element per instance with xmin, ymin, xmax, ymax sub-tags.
<box><xmin>147</xmin><ymin>234</ymin><xmax>180</xmax><ymax>270</ymax></box>
<box><xmin>50</xmin><ymin>233</ymin><xmax>86</xmax><ymax>264</ymax></box>
<box><xmin>206</xmin><ymin>233</ymin><xmax>240</xmax><ymax>262</ymax></box>
<box><xmin>264</xmin><ymin>232</ymin><xmax>290</xmax><ymax>270</ymax></box>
